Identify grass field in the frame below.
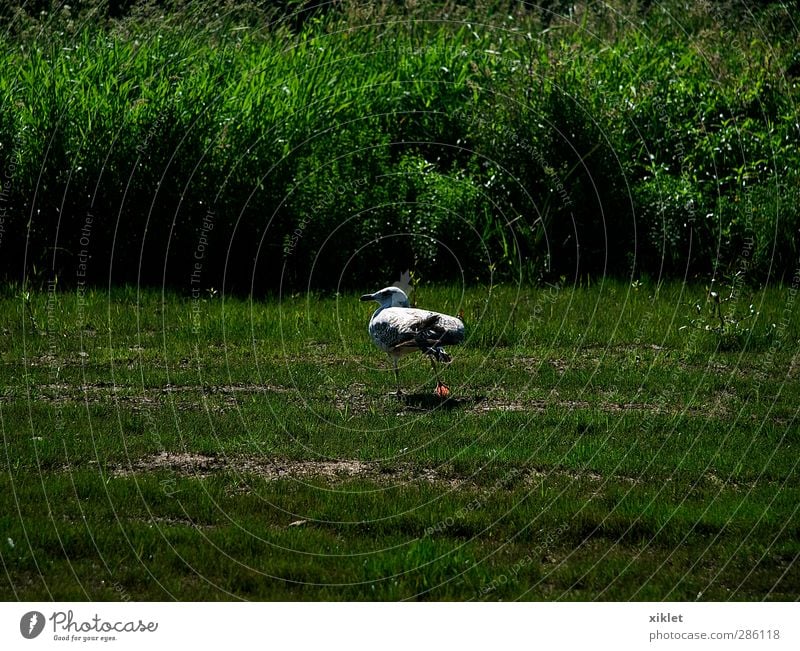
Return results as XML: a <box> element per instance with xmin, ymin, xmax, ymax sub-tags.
<box><xmin>1</xmin><ymin>280</ymin><xmax>798</xmax><ymax>600</ymax></box>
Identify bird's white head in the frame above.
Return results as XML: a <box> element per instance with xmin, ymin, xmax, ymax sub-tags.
<box><xmin>360</xmin><ymin>286</ymin><xmax>410</xmax><ymax>308</ymax></box>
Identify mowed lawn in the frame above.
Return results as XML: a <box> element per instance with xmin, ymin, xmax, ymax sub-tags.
<box><xmin>1</xmin><ymin>280</ymin><xmax>798</xmax><ymax>600</ymax></box>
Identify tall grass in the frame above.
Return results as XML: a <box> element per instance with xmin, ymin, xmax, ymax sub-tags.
<box><xmin>0</xmin><ymin>1</ymin><xmax>797</xmax><ymax>293</ymax></box>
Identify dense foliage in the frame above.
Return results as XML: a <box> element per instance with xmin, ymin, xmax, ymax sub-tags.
<box><xmin>0</xmin><ymin>1</ymin><xmax>798</xmax><ymax>293</ymax></box>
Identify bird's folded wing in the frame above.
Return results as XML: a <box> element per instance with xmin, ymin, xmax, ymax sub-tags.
<box><xmin>371</xmin><ymin>308</ymin><xmax>464</xmax><ymax>351</ymax></box>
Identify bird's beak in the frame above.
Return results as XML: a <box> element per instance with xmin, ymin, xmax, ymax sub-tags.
<box><xmin>360</xmin><ymin>293</ymin><xmax>374</xmax><ymax>302</ymax></box>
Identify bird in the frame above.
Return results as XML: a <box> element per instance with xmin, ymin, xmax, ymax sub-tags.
<box><xmin>360</xmin><ymin>286</ymin><xmax>465</xmax><ymax>397</ymax></box>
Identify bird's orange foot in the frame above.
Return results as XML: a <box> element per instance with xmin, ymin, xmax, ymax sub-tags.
<box><xmin>434</xmin><ymin>382</ymin><xmax>450</xmax><ymax>398</ymax></box>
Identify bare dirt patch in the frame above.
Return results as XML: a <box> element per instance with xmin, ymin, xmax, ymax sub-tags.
<box><xmin>7</xmin><ymin>381</ymin><xmax>730</xmax><ymax>419</ymax></box>
<box><xmin>472</xmin><ymin>395</ymin><xmax>720</xmax><ymax>417</ymax></box>
<box><xmin>106</xmin><ymin>453</ymin><xmax>763</xmax><ymax>491</ymax></box>
<box><xmin>526</xmin><ymin>466</ymin><xmax>640</xmax><ymax>485</ymax></box>
<box><xmin>107</xmin><ymin>452</ymin><xmax>654</xmax><ymax>489</ymax></box>
<box><xmin>3</xmin><ymin>382</ymin><xmax>291</xmax><ymax>412</ymax></box>
<box><xmin>110</xmin><ymin>451</ymin><xmax>462</xmax><ymax>486</ymax></box>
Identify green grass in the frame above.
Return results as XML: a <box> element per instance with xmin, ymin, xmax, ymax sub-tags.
<box><xmin>1</xmin><ymin>281</ymin><xmax>798</xmax><ymax>599</ymax></box>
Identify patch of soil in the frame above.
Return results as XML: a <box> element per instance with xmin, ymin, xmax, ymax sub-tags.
<box><xmin>526</xmin><ymin>466</ymin><xmax>639</xmax><ymax>485</ymax></box>
<box><xmin>7</xmin><ymin>381</ymin><xmax>731</xmax><ymax>419</ymax></box>
<box><xmin>2</xmin><ymin>382</ymin><xmax>291</xmax><ymax>413</ymax></box>
<box><xmin>472</xmin><ymin>395</ymin><xmax>717</xmax><ymax>416</ymax></box>
<box><xmin>110</xmin><ymin>452</ymin><xmax>463</xmax><ymax>486</ymax></box>
<box><xmin>107</xmin><ymin>453</ymin><xmax>764</xmax><ymax>492</ymax></box>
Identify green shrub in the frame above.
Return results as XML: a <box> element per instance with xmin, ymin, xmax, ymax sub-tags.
<box><xmin>0</xmin><ymin>1</ymin><xmax>797</xmax><ymax>292</ymax></box>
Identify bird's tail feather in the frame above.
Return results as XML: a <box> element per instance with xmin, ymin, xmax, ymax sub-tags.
<box><xmin>423</xmin><ymin>346</ymin><xmax>452</xmax><ymax>363</ymax></box>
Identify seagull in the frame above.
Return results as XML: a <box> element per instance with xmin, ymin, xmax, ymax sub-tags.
<box><xmin>360</xmin><ymin>286</ymin><xmax>465</xmax><ymax>397</ymax></box>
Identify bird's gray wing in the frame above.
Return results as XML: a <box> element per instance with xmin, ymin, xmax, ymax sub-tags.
<box><xmin>372</xmin><ymin>308</ymin><xmax>464</xmax><ymax>355</ymax></box>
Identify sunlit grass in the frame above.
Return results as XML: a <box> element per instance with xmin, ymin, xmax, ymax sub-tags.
<box><xmin>1</xmin><ymin>281</ymin><xmax>798</xmax><ymax>599</ymax></box>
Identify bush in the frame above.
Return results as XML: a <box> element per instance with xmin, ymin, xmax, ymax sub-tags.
<box><xmin>0</xmin><ymin>1</ymin><xmax>797</xmax><ymax>293</ymax></box>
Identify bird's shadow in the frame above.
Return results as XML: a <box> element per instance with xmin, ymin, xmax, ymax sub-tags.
<box><xmin>397</xmin><ymin>393</ymin><xmax>485</xmax><ymax>412</ymax></box>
